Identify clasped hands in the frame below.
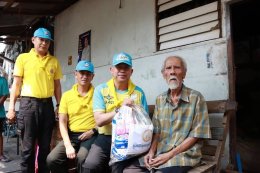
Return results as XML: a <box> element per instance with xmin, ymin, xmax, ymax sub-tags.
<box><xmin>144</xmin><ymin>152</ymin><xmax>172</xmax><ymax>169</ymax></box>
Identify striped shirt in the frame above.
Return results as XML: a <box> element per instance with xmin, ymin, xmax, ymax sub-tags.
<box><xmin>152</xmin><ymin>85</ymin><xmax>211</xmax><ymax>168</ymax></box>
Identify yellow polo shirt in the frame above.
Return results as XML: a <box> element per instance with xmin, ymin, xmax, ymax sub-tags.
<box><xmin>13</xmin><ymin>48</ymin><xmax>62</xmax><ymax>98</ymax></box>
<box><xmin>59</xmin><ymin>84</ymin><xmax>96</xmax><ymax>132</ymax></box>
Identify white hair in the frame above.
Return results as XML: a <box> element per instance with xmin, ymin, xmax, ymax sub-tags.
<box><xmin>161</xmin><ymin>55</ymin><xmax>187</xmax><ymax>73</ymax></box>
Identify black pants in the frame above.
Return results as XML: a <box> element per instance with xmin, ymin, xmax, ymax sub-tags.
<box><xmin>17</xmin><ymin>97</ymin><xmax>55</xmax><ymax>173</ymax></box>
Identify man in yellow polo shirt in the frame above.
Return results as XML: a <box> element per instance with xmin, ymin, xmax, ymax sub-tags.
<box><xmin>47</xmin><ymin>60</ymin><xmax>97</xmax><ymax>173</ymax></box>
<box><xmin>7</xmin><ymin>27</ymin><xmax>62</xmax><ymax>173</ymax></box>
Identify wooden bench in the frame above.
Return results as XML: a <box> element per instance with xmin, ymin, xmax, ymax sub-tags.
<box><xmin>52</xmin><ymin>100</ymin><xmax>236</xmax><ymax>173</ymax></box>
<box><xmin>148</xmin><ymin>100</ymin><xmax>237</xmax><ymax>173</ymax></box>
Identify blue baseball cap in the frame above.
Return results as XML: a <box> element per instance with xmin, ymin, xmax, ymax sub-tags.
<box><xmin>76</xmin><ymin>60</ymin><xmax>94</xmax><ymax>73</ymax></box>
<box><xmin>112</xmin><ymin>52</ymin><xmax>132</xmax><ymax>66</ymax></box>
<box><xmin>33</xmin><ymin>27</ymin><xmax>53</xmax><ymax>41</ymax></box>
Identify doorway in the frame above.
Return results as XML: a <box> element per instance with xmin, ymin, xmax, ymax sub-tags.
<box><xmin>231</xmin><ymin>0</ymin><xmax>260</xmax><ymax>172</ymax></box>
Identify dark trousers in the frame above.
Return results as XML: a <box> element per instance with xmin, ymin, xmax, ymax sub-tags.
<box><xmin>82</xmin><ymin>134</ymin><xmax>111</xmax><ymax>173</ymax></box>
<box><xmin>17</xmin><ymin>97</ymin><xmax>55</xmax><ymax>173</ymax></box>
<box><xmin>111</xmin><ymin>156</ymin><xmax>148</xmax><ymax>173</ymax></box>
<box><xmin>47</xmin><ymin>132</ymin><xmax>97</xmax><ymax>173</ymax></box>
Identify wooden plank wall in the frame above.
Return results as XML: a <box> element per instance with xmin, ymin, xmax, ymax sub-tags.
<box><xmin>157</xmin><ymin>0</ymin><xmax>220</xmax><ymax>50</ymax></box>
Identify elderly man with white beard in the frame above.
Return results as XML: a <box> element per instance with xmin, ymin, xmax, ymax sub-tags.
<box><xmin>122</xmin><ymin>56</ymin><xmax>211</xmax><ymax>173</ymax></box>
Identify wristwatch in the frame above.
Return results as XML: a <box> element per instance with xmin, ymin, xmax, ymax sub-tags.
<box><xmin>92</xmin><ymin>128</ymin><xmax>98</xmax><ymax>135</ymax></box>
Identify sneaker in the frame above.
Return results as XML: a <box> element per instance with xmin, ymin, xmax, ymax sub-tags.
<box><xmin>0</xmin><ymin>155</ymin><xmax>11</xmax><ymax>162</ymax></box>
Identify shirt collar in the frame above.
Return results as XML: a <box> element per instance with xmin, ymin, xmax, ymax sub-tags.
<box><xmin>30</xmin><ymin>48</ymin><xmax>51</xmax><ymax>58</ymax></box>
<box><xmin>164</xmin><ymin>84</ymin><xmax>190</xmax><ymax>104</ymax></box>
<box><xmin>72</xmin><ymin>83</ymin><xmax>93</xmax><ymax>98</ymax></box>
<box><xmin>72</xmin><ymin>84</ymin><xmax>82</xmax><ymax>97</ymax></box>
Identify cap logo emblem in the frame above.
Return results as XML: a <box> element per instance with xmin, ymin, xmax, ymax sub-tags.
<box><xmin>84</xmin><ymin>63</ymin><xmax>89</xmax><ymax>67</ymax></box>
<box><xmin>117</xmin><ymin>55</ymin><xmax>129</xmax><ymax>61</ymax></box>
<box><xmin>44</xmin><ymin>31</ymin><xmax>50</xmax><ymax>36</ymax></box>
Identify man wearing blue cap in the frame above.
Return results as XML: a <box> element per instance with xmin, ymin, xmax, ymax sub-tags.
<box><xmin>7</xmin><ymin>27</ymin><xmax>62</xmax><ymax>173</ymax></box>
<box><xmin>47</xmin><ymin>60</ymin><xmax>97</xmax><ymax>173</ymax></box>
<box><xmin>82</xmin><ymin>52</ymin><xmax>148</xmax><ymax>173</ymax></box>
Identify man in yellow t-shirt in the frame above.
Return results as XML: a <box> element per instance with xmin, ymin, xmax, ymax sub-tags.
<box><xmin>7</xmin><ymin>27</ymin><xmax>62</xmax><ymax>173</ymax></box>
<box><xmin>47</xmin><ymin>60</ymin><xmax>97</xmax><ymax>173</ymax></box>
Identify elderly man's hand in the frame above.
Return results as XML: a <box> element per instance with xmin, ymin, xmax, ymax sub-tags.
<box><xmin>148</xmin><ymin>152</ymin><xmax>172</xmax><ymax>168</ymax></box>
<box><xmin>144</xmin><ymin>152</ymin><xmax>155</xmax><ymax>169</ymax></box>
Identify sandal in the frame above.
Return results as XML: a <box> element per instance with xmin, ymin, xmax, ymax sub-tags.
<box><xmin>0</xmin><ymin>155</ymin><xmax>11</xmax><ymax>162</ymax></box>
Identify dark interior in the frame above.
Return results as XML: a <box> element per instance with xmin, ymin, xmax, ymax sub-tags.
<box><xmin>231</xmin><ymin>0</ymin><xmax>260</xmax><ymax>172</ymax></box>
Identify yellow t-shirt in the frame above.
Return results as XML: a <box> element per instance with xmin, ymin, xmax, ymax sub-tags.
<box><xmin>59</xmin><ymin>84</ymin><xmax>96</xmax><ymax>132</ymax></box>
<box><xmin>13</xmin><ymin>48</ymin><xmax>62</xmax><ymax>98</ymax></box>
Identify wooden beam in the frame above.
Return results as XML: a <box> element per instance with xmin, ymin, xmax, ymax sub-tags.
<box><xmin>159</xmin><ymin>21</ymin><xmax>219</xmax><ymax>42</ymax></box>
<box><xmin>159</xmin><ymin>0</ymin><xmax>191</xmax><ymax>12</ymax></box>
<box><xmin>160</xmin><ymin>29</ymin><xmax>220</xmax><ymax>50</ymax></box>
<box><xmin>158</xmin><ymin>0</ymin><xmax>172</xmax><ymax>6</ymax></box>
<box><xmin>159</xmin><ymin>1</ymin><xmax>218</xmax><ymax>27</ymax></box>
<box><xmin>159</xmin><ymin>11</ymin><xmax>218</xmax><ymax>35</ymax></box>
<box><xmin>0</xmin><ymin>54</ymin><xmax>15</xmax><ymax>64</ymax></box>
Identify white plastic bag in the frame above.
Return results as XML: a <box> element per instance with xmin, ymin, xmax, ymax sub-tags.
<box><xmin>110</xmin><ymin>105</ymin><xmax>153</xmax><ymax>165</ymax></box>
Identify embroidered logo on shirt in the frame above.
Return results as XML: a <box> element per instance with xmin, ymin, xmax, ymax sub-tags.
<box><xmin>130</xmin><ymin>94</ymin><xmax>137</xmax><ymax>101</ymax></box>
<box><xmin>50</xmin><ymin>68</ymin><xmax>54</xmax><ymax>74</ymax></box>
<box><xmin>104</xmin><ymin>94</ymin><xmax>114</xmax><ymax>104</ymax></box>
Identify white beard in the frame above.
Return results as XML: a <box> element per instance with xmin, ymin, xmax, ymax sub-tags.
<box><xmin>167</xmin><ymin>76</ymin><xmax>180</xmax><ymax>90</ymax></box>
<box><xmin>168</xmin><ymin>81</ymin><xmax>179</xmax><ymax>90</ymax></box>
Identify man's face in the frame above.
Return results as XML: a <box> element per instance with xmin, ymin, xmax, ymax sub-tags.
<box><xmin>110</xmin><ymin>63</ymin><xmax>133</xmax><ymax>83</ymax></box>
<box><xmin>75</xmin><ymin>70</ymin><xmax>94</xmax><ymax>86</ymax></box>
<box><xmin>32</xmin><ymin>37</ymin><xmax>50</xmax><ymax>56</ymax></box>
<box><xmin>163</xmin><ymin>57</ymin><xmax>186</xmax><ymax>90</ymax></box>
